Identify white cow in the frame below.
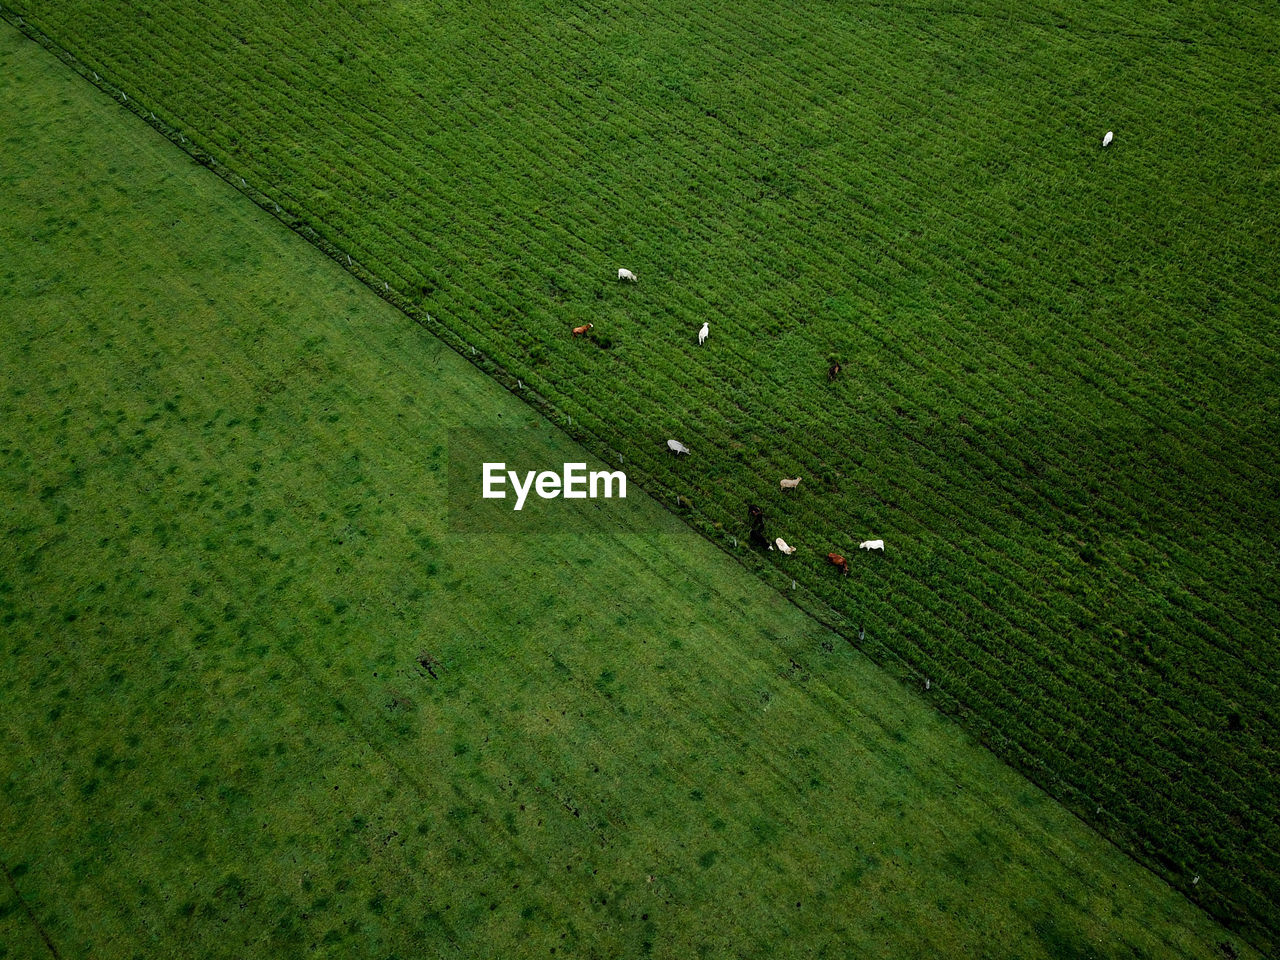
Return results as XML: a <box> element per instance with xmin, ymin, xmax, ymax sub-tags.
<box><xmin>859</xmin><ymin>539</ymin><xmax>884</xmax><ymax>551</ymax></box>
<box><xmin>773</xmin><ymin>538</ymin><xmax>796</xmax><ymax>555</ymax></box>
<box><xmin>618</xmin><ymin>268</ymin><xmax>637</xmax><ymax>282</ymax></box>
<box><xmin>1102</xmin><ymin>130</ymin><xmax>1114</xmax><ymax>147</ymax></box>
<box><xmin>779</xmin><ymin>477</ymin><xmax>801</xmax><ymax>491</ymax></box>
<box><xmin>698</xmin><ymin>322</ymin><xmax>709</xmax><ymax>346</ymax></box>
<box><xmin>666</xmin><ymin>439</ymin><xmax>690</xmax><ymax>456</ymax></box>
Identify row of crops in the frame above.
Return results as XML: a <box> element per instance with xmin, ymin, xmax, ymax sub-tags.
<box><xmin>6</xmin><ymin>0</ymin><xmax>1277</xmax><ymax>950</ymax></box>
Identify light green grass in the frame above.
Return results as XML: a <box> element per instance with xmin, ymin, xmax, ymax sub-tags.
<box><xmin>0</xmin><ymin>24</ymin><xmax>1260</xmax><ymax>960</ymax></box>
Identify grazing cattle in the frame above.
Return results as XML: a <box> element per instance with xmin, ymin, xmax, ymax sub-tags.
<box><xmin>1102</xmin><ymin>130</ymin><xmax>1114</xmax><ymax>147</ymax></box>
<box><xmin>698</xmin><ymin>322</ymin><xmax>709</xmax><ymax>346</ymax></box>
<box><xmin>667</xmin><ymin>439</ymin><xmax>690</xmax><ymax>456</ymax></box>
<box><xmin>779</xmin><ymin>477</ymin><xmax>801</xmax><ymax>492</ymax></box>
<box><xmin>773</xmin><ymin>538</ymin><xmax>796</xmax><ymax>555</ymax></box>
<box><xmin>618</xmin><ymin>268</ymin><xmax>637</xmax><ymax>282</ymax></box>
<box><xmin>828</xmin><ymin>362</ymin><xmax>841</xmax><ymax>381</ymax></box>
<box><xmin>859</xmin><ymin>539</ymin><xmax>884</xmax><ymax>551</ymax></box>
<box><xmin>571</xmin><ymin>323</ymin><xmax>594</xmax><ymax>338</ymax></box>
<box><xmin>827</xmin><ymin>553</ymin><xmax>850</xmax><ymax>576</ymax></box>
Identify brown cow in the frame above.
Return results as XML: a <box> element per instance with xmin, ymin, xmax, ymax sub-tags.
<box><xmin>827</xmin><ymin>552</ymin><xmax>850</xmax><ymax>576</ymax></box>
<box><xmin>828</xmin><ymin>362</ymin><xmax>841</xmax><ymax>382</ymax></box>
<box><xmin>571</xmin><ymin>323</ymin><xmax>594</xmax><ymax>337</ymax></box>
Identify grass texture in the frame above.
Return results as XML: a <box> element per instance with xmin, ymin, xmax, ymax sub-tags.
<box><xmin>6</xmin><ymin>0</ymin><xmax>1275</xmax><ymax>947</ymax></box>
<box><xmin>0</xmin><ymin>21</ymin><xmax>1265</xmax><ymax>960</ymax></box>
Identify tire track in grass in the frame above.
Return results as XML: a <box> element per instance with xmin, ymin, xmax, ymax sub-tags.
<box><xmin>0</xmin><ymin>858</ymin><xmax>62</xmax><ymax>959</ymax></box>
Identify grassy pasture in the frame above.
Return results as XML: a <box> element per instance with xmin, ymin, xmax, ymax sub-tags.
<box><xmin>0</xmin><ymin>22</ymin><xmax>1265</xmax><ymax>959</ymax></box>
<box><xmin>6</xmin><ymin>0</ymin><xmax>1276</xmax><ymax>948</ymax></box>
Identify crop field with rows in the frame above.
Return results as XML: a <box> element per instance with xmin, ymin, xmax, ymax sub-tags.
<box><xmin>4</xmin><ymin>0</ymin><xmax>1278</xmax><ymax>952</ymax></box>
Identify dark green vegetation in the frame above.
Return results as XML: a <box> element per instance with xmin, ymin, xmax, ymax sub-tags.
<box><xmin>0</xmin><ymin>22</ymin><xmax>1265</xmax><ymax>960</ymax></box>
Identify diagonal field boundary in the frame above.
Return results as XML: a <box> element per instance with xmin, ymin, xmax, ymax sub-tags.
<box><xmin>0</xmin><ymin>6</ymin><xmax>1273</xmax><ymax>955</ymax></box>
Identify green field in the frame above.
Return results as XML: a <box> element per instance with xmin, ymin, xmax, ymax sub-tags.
<box><xmin>5</xmin><ymin>0</ymin><xmax>1275</xmax><ymax>949</ymax></box>
<box><xmin>0</xmin><ymin>20</ymin><xmax>1266</xmax><ymax>960</ymax></box>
